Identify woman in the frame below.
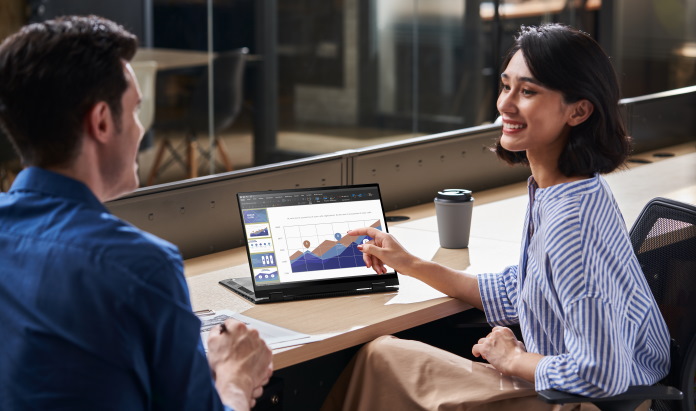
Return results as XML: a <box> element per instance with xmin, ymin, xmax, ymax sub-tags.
<box><xmin>323</xmin><ymin>24</ymin><xmax>670</xmax><ymax>410</ymax></box>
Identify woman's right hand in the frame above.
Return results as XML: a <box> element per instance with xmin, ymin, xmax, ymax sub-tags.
<box><xmin>347</xmin><ymin>227</ymin><xmax>419</xmax><ymax>276</ymax></box>
<box><xmin>350</xmin><ymin>227</ymin><xmax>484</xmax><ymax>310</ymax></box>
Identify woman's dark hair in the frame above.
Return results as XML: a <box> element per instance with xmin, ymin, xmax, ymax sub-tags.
<box><xmin>0</xmin><ymin>15</ymin><xmax>137</xmax><ymax>168</ymax></box>
<box><xmin>495</xmin><ymin>24</ymin><xmax>630</xmax><ymax>176</ymax></box>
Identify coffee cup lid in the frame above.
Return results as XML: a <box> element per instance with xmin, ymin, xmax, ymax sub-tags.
<box><xmin>436</xmin><ymin>189</ymin><xmax>472</xmax><ymax>202</ymax></box>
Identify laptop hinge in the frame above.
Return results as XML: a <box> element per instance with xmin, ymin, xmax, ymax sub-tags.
<box><xmin>371</xmin><ymin>282</ymin><xmax>386</xmax><ymax>291</ymax></box>
<box><xmin>269</xmin><ymin>292</ymin><xmax>284</xmax><ymax>302</ymax></box>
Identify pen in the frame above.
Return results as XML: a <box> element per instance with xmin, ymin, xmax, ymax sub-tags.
<box><xmin>194</xmin><ymin>308</ymin><xmax>215</xmax><ymax>316</ymax></box>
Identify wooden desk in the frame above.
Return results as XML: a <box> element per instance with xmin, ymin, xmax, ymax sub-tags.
<box><xmin>133</xmin><ymin>47</ymin><xmax>212</xmax><ymax>71</ymax></box>
<box><xmin>185</xmin><ymin>147</ymin><xmax>696</xmax><ymax>370</ymax></box>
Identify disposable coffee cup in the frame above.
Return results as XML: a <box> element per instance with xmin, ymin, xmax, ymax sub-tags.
<box><xmin>434</xmin><ymin>189</ymin><xmax>474</xmax><ymax>249</ymax></box>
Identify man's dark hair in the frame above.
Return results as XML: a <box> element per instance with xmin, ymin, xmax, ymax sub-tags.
<box><xmin>0</xmin><ymin>15</ymin><xmax>137</xmax><ymax>168</ymax></box>
<box><xmin>495</xmin><ymin>24</ymin><xmax>630</xmax><ymax>176</ymax></box>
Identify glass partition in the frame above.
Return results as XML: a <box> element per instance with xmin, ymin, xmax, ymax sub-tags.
<box><xmin>271</xmin><ymin>0</ymin><xmax>600</xmax><ymax>169</ymax></box>
<box><xmin>606</xmin><ymin>0</ymin><xmax>696</xmax><ymax>97</ymax></box>
<box><xmin>1</xmin><ymin>0</ymin><xmax>695</xmax><ymax>190</ymax></box>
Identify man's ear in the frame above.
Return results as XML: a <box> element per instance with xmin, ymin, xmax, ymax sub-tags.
<box><xmin>85</xmin><ymin>101</ymin><xmax>113</xmax><ymax>143</ymax></box>
<box><xmin>567</xmin><ymin>99</ymin><xmax>594</xmax><ymax>127</ymax></box>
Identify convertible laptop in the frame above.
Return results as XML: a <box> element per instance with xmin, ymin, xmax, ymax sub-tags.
<box><xmin>219</xmin><ymin>184</ymin><xmax>399</xmax><ymax>303</ymax></box>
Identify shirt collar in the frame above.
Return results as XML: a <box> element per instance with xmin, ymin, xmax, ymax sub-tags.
<box><xmin>527</xmin><ymin>173</ymin><xmax>601</xmax><ymax>201</ymax></box>
<box><xmin>9</xmin><ymin>167</ymin><xmax>106</xmax><ymax>211</ymax></box>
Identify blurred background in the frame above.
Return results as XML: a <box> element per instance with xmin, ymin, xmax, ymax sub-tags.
<box><xmin>1</xmin><ymin>0</ymin><xmax>695</xmax><ymax>189</ymax></box>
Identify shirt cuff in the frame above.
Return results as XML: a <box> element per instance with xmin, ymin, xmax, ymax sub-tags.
<box><xmin>534</xmin><ymin>355</ymin><xmax>554</xmax><ymax>391</ymax></box>
<box><xmin>477</xmin><ymin>272</ymin><xmax>518</xmax><ymax>326</ymax></box>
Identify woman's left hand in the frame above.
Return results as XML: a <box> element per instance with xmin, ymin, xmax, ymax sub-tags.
<box><xmin>472</xmin><ymin>326</ymin><xmax>528</xmax><ymax>376</ymax></box>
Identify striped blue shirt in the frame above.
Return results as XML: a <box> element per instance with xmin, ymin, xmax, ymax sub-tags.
<box><xmin>478</xmin><ymin>174</ymin><xmax>670</xmax><ymax>397</ymax></box>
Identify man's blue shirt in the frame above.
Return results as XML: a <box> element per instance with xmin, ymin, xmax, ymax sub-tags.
<box><xmin>0</xmin><ymin>167</ymin><xmax>227</xmax><ymax>410</ymax></box>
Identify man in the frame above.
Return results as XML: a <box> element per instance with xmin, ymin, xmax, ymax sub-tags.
<box><xmin>0</xmin><ymin>15</ymin><xmax>272</xmax><ymax>410</ymax></box>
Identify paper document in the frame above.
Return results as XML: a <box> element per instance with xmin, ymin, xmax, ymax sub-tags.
<box><xmin>199</xmin><ymin>309</ymin><xmax>315</xmax><ymax>350</ymax></box>
<box><xmin>384</xmin><ymin>228</ymin><xmax>446</xmax><ymax>304</ymax></box>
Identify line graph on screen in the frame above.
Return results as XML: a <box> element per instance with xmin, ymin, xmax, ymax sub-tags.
<box><xmin>284</xmin><ymin>220</ymin><xmax>380</xmax><ymax>273</ymax></box>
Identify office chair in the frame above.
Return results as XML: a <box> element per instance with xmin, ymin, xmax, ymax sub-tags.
<box><xmin>539</xmin><ymin>197</ymin><xmax>696</xmax><ymax>411</ymax></box>
<box><xmin>131</xmin><ymin>60</ymin><xmax>158</xmax><ymax>134</ymax></box>
<box><xmin>131</xmin><ymin>60</ymin><xmax>158</xmax><ymax>156</ymax></box>
<box><xmin>147</xmin><ymin>47</ymin><xmax>248</xmax><ymax>186</ymax></box>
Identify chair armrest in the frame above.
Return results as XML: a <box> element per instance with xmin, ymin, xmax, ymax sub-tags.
<box><xmin>538</xmin><ymin>385</ymin><xmax>683</xmax><ymax>404</ymax></box>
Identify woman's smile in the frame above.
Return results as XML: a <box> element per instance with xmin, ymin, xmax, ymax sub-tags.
<box><xmin>502</xmin><ymin>119</ymin><xmax>527</xmax><ymax>134</ymax></box>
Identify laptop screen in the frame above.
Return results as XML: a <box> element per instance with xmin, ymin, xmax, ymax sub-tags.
<box><xmin>237</xmin><ymin>184</ymin><xmax>395</xmax><ymax>296</ymax></box>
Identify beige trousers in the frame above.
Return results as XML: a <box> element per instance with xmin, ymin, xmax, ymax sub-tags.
<box><xmin>322</xmin><ymin>336</ymin><xmax>650</xmax><ymax>411</ymax></box>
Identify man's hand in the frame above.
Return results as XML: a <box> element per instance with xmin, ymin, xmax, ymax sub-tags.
<box><xmin>472</xmin><ymin>326</ymin><xmax>542</xmax><ymax>382</ymax></box>
<box><xmin>207</xmin><ymin>319</ymin><xmax>273</xmax><ymax>411</ymax></box>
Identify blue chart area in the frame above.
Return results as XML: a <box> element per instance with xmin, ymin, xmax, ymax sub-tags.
<box><xmin>290</xmin><ymin>242</ymin><xmax>364</xmax><ymax>272</ymax></box>
<box><xmin>287</xmin><ymin>220</ymin><xmax>380</xmax><ymax>273</ymax></box>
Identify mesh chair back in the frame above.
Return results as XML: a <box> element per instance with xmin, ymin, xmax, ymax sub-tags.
<box><xmin>629</xmin><ymin>197</ymin><xmax>696</xmax><ymax>411</ymax></box>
